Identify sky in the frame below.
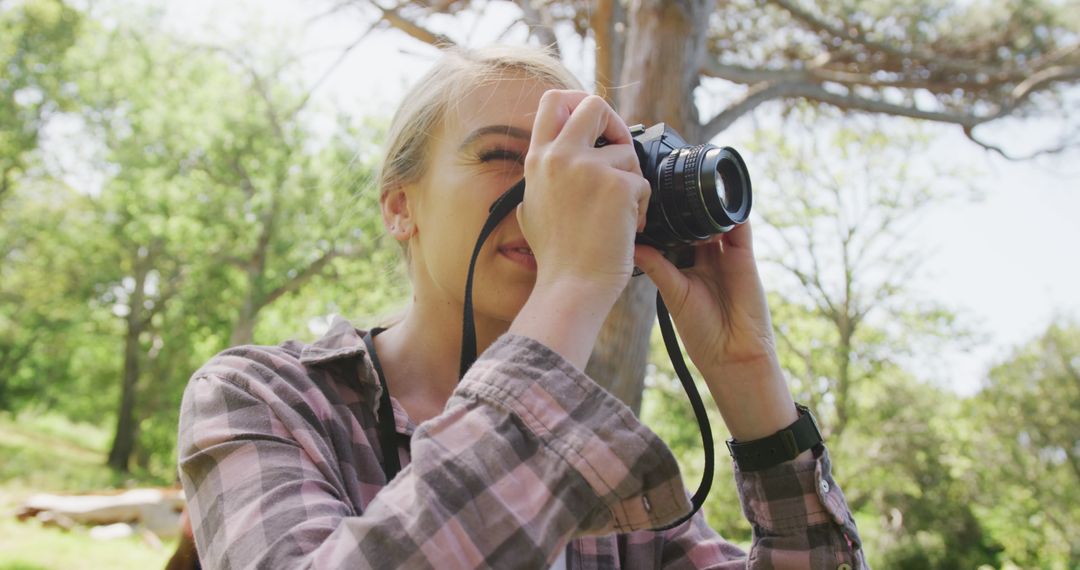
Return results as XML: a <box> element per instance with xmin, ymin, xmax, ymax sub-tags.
<box><xmin>148</xmin><ymin>0</ymin><xmax>1080</xmax><ymax>395</ymax></box>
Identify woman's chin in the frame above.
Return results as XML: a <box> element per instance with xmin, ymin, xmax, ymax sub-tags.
<box><xmin>475</xmin><ymin>285</ymin><xmax>534</xmax><ymax>325</ymax></box>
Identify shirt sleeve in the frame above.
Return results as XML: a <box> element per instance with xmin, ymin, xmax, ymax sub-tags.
<box><xmin>646</xmin><ymin>449</ymin><xmax>867</xmax><ymax>569</ymax></box>
<box><xmin>178</xmin><ymin>333</ymin><xmax>693</xmax><ymax>569</ymax></box>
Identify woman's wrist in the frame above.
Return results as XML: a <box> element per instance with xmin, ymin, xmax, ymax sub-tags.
<box><xmin>703</xmin><ymin>353</ymin><xmax>800</xmax><ymax>441</ymax></box>
<box><xmin>509</xmin><ymin>277</ymin><xmax>619</xmax><ymax>370</ymax></box>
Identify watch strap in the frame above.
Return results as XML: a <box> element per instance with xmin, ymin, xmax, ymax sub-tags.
<box><xmin>726</xmin><ymin>404</ymin><xmax>823</xmax><ymax>472</ymax></box>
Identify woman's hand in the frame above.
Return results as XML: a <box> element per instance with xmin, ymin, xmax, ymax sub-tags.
<box><xmin>633</xmin><ymin>222</ymin><xmax>800</xmax><ymax>441</ymax></box>
<box><xmin>518</xmin><ymin>90</ymin><xmax>651</xmax><ymax>298</ymax></box>
<box><xmin>509</xmin><ymin>90</ymin><xmax>651</xmax><ymax>370</ymax></box>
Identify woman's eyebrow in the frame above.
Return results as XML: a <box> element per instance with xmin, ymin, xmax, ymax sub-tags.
<box><xmin>458</xmin><ymin>125</ymin><xmax>531</xmax><ymax>150</ymax></box>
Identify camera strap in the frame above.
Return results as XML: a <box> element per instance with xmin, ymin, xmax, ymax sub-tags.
<box><xmin>459</xmin><ymin>180</ymin><xmax>714</xmax><ymax>532</ymax></box>
<box><xmin>361</xmin><ymin>326</ymin><xmax>402</xmax><ymax>482</ymax></box>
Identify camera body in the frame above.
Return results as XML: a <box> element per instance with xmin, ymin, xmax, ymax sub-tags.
<box><xmin>624</xmin><ymin>123</ymin><xmax>752</xmax><ymax>268</ymax></box>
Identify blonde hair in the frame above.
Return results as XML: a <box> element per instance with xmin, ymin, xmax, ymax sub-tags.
<box><xmin>378</xmin><ymin>44</ymin><xmax>584</xmax><ymax>258</ymax></box>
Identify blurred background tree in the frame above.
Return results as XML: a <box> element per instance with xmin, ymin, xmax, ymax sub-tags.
<box><xmin>1</xmin><ymin>1</ymin><xmax>406</xmax><ymax>475</ymax></box>
<box><xmin>0</xmin><ymin>0</ymin><xmax>82</xmax><ymax>406</ymax></box>
<box><xmin>749</xmin><ymin>115</ymin><xmax>1002</xmax><ymax>567</ymax></box>
<box><xmin>969</xmin><ymin>322</ymin><xmax>1080</xmax><ymax>566</ymax></box>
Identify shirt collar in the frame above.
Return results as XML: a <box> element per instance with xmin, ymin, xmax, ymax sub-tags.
<box><xmin>300</xmin><ymin>315</ymin><xmax>417</xmax><ymax>437</ymax></box>
<box><xmin>298</xmin><ymin>315</ymin><xmax>369</xmax><ymax>366</ymax></box>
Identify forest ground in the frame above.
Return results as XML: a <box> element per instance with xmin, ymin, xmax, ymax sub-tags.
<box><xmin>0</xmin><ymin>412</ymin><xmax>175</xmax><ymax>569</ymax></box>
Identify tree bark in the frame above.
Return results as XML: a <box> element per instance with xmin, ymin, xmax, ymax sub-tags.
<box><xmin>592</xmin><ymin>0</ymin><xmax>625</xmax><ymax>105</ymax></box>
<box><xmin>616</xmin><ymin>0</ymin><xmax>709</xmax><ymax>139</ymax></box>
<box><xmin>229</xmin><ymin>293</ymin><xmax>258</xmax><ymax>347</ymax></box>
<box><xmin>585</xmin><ymin>0</ymin><xmax>712</xmax><ymax>412</ymax></box>
<box><xmin>107</xmin><ymin>247</ymin><xmax>150</xmax><ymax>472</ymax></box>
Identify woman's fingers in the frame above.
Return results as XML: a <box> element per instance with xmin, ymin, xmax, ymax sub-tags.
<box><xmin>722</xmin><ymin>220</ymin><xmax>754</xmax><ymax>252</ymax></box>
<box><xmin>521</xmin><ymin>89</ymin><xmax>649</xmax><ymax>292</ymax></box>
<box><xmin>612</xmin><ymin>169</ymin><xmax>652</xmax><ymax>231</ymax></box>
<box><xmin>530</xmin><ymin>90</ymin><xmax>590</xmax><ymax>146</ymax></box>
<box><xmin>594</xmin><ymin>144</ymin><xmax>642</xmax><ymax>174</ymax></box>
<box><xmin>557</xmin><ymin>94</ymin><xmax>633</xmax><ymax>147</ymax></box>
<box><xmin>531</xmin><ymin>91</ymin><xmax>637</xmax><ymax>172</ymax></box>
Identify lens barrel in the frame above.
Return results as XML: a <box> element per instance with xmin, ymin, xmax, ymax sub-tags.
<box><xmin>655</xmin><ymin>144</ymin><xmax>752</xmax><ymax>243</ymax></box>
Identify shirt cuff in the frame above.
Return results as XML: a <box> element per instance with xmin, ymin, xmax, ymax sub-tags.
<box><xmin>734</xmin><ymin>445</ymin><xmax>862</xmax><ymax>548</ymax></box>
<box><xmin>450</xmin><ymin>333</ymin><xmax>692</xmax><ymax>533</ymax></box>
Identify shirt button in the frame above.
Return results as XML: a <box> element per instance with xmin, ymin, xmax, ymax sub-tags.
<box><xmin>837</xmin><ymin>564</ymin><xmax>852</xmax><ymax>570</ymax></box>
<box><xmin>820</xmin><ymin>479</ymin><xmax>830</xmax><ymax>494</ymax></box>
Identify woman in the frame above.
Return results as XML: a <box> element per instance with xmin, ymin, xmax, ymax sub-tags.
<box><xmin>178</xmin><ymin>45</ymin><xmax>866</xmax><ymax>569</ymax></box>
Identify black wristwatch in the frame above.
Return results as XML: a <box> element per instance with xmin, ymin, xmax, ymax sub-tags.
<box><xmin>726</xmin><ymin>404</ymin><xmax>824</xmax><ymax>472</ymax></box>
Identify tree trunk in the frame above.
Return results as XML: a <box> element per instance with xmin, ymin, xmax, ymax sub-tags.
<box><xmin>229</xmin><ymin>293</ymin><xmax>258</xmax><ymax>347</ymax></box>
<box><xmin>107</xmin><ymin>248</ymin><xmax>149</xmax><ymax>472</ymax></box>
<box><xmin>585</xmin><ymin>0</ymin><xmax>712</xmax><ymax>412</ymax></box>
<box><xmin>617</xmin><ymin>0</ymin><xmax>709</xmax><ymax>140</ymax></box>
<box><xmin>585</xmin><ymin>277</ymin><xmax>657</xmax><ymax>413</ymax></box>
<box><xmin>592</xmin><ymin>0</ymin><xmax>626</xmax><ymax>104</ymax></box>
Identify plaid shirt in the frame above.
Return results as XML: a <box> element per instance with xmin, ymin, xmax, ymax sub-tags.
<box><xmin>178</xmin><ymin>317</ymin><xmax>866</xmax><ymax>569</ymax></box>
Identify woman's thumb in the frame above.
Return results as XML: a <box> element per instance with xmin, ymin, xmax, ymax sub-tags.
<box><xmin>633</xmin><ymin>244</ymin><xmax>687</xmax><ymax>310</ymax></box>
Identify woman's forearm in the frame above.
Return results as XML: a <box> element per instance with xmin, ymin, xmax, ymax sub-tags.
<box><xmin>702</xmin><ymin>353</ymin><xmax>800</xmax><ymax>442</ymax></box>
<box><xmin>508</xmin><ymin>277</ymin><xmax>618</xmax><ymax>371</ymax></box>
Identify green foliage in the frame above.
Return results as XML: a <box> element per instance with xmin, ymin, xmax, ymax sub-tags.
<box><xmin>1</xmin><ymin>5</ymin><xmax>403</xmax><ymax>475</ymax></box>
<box><xmin>968</xmin><ymin>323</ymin><xmax>1080</xmax><ymax>569</ymax></box>
<box><xmin>0</xmin><ymin>0</ymin><xmax>85</xmax><ymax>408</ymax></box>
<box><xmin>0</xmin><ymin>0</ymin><xmax>80</xmax><ymax>199</ymax></box>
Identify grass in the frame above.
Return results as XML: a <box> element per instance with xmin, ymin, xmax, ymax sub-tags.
<box><xmin>0</xmin><ymin>411</ymin><xmax>176</xmax><ymax>570</ymax></box>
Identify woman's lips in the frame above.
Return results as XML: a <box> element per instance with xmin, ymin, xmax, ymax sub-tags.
<box><xmin>498</xmin><ymin>245</ymin><xmax>537</xmax><ymax>271</ymax></box>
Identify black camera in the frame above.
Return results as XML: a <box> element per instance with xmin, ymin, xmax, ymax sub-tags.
<box><xmin>622</xmin><ymin>123</ymin><xmax>752</xmax><ymax>268</ymax></box>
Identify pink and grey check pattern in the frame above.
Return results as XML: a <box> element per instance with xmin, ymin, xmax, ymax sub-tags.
<box><xmin>178</xmin><ymin>317</ymin><xmax>866</xmax><ymax>569</ymax></box>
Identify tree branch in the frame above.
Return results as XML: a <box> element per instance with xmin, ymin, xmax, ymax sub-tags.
<box><xmin>0</xmin><ymin>167</ymin><xmax>12</xmax><ymax>204</ymax></box>
<box><xmin>190</xmin><ymin>45</ymin><xmax>291</xmax><ymax>142</ymax></box>
<box><xmin>373</xmin><ymin>1</ymin><xmax>456</xmax><ymax>48</ymax></box>
<box><xmin>702</xmin><ymin>78</ymin><xmax>995</xmax><ymax>141</ymax></box>
<box><xmin>515</xmin><ymin>0</ymin><xmax>560</xmax><ymax>57</ymax></box>
<box><xmin>261</xmin><ymin>249</ymin><xmax>339</xmax><ymax>307</ymax></box>
<box><xmin>766</xmin><ymin>0</ymin><xmax>1002</xmax><ymax>75</ymax></box>
<box><xmin>701</xmin><ymin>58</ymin><xmax>1026</xmax><ymax>92</ymax></box>
<box><xmin>701</xmin><ymin>82</ymin><xmax>802</xmax><ymax>139</ymax></box>
<box><xmin>305</xmin><ymin>0</ymin><xmax>360</xmax><ymax>26</ymax></box>
<box><xmin>289</xmin><ymin>20</ymin><xmax>381</xmax><ymax>118</ymax></box>
<box><xmin>230</xmin><ymin>156</ymin><xmax>258</xmax><ymax>200</ymax></box>
<box><xmin>963</xmin><ymin>125</ymin><xmax>1080</xmax><ymax>161</ymax></box>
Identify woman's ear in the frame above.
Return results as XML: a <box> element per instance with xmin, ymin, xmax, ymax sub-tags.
<box><xmin>380</xmin><ymin>186</ymin><xmax>417</xmax><ymax>241</ymax></box>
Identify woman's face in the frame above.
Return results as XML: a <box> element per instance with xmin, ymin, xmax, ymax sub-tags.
<box><xmin>392</xmin><ymin>75</ymin><xmax>553</xmax><ymax>322</ymax></box>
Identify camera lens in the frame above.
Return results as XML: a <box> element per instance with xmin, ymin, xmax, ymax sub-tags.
<box><xmin>656</xmin><ymin>144</ymin><xmax>752</xmax><ymax>243</ymax></box>
<box><xmin>700</xmin><ymin>147</ymin><xmax>751</xmax><ymax>228</ymax></box>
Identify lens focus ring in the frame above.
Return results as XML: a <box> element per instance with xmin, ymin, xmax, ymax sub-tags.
<box><xmin>658</xmin><ymin>148</ymin><xmax>692</xmax><ymax>241</ymax></box>
<box><xmin>682</xmin><ymin>145</ymin><xmax>711</xmax><ymax>238</ymax></box>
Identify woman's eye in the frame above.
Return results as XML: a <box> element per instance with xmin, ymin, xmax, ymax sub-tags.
<box><xmin>478</xmin><ymin>149</ymin><xmax>524</xmax><ymax>164</ymax></box>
